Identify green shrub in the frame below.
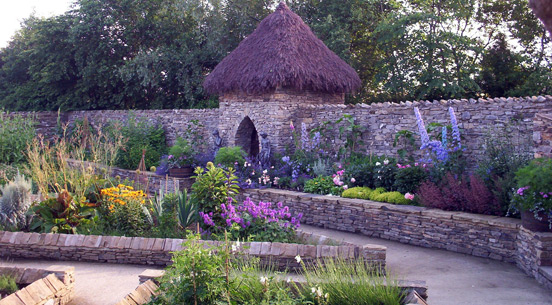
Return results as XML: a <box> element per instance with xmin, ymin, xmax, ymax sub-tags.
<box><xmin>342</xmin><ymin>187</ymin><xmax>372</xmax><ymax>200</ymax></box>
<box><xmin>477</xmin><ymin>123</ymin><xmax>532</xmax><ymax>214</ymax></box>
<box><xmin>192</xmin><ymin>163</ymin><xmax>239</xmax><ymax>216</ymax></box>
<box><xmin>115</xmin><ymin>115</ymin><xmax>167</xmax><ymax>170</ymax></box>
<box><xmin>0</xmin><ymin>172</ymin><xmax>32</xmax><ymax>230</ymax></box>
<box><xmin>304</xmin><ymin>176</ymin><xmax>342</xmax><ymax>196</ymax></box>
<box><xmin>393</xmin><ymin>165</ymin><xmax>428</xmax><ymax>194</ymax></box>
<box><xmin>0</xmin><ymin>112</ymin><xmax>36</xmax><ymax>165</ymax></box>
<box><xmin>167</xmin><ymin>137</ymin><xmax>195</xmax><ymax>167</ymax></box>
<box><xmin>511</xmin><ymin>158</ymin><xmax>552</xmax><ymax>213</ymax></box>
<box><xmin>0</xmin><ymin>274</ymin><xmax>18</xmax><ymax>295</ymax></box>
<box><xmin>110</xmin><ymin>198</ymin><xmax>151</xmax><ymax>236</ymax></box>
<box><xmin>214</xmin><ymin>146</ymin><xmax>246</xmax><ymax>169</ymax></box>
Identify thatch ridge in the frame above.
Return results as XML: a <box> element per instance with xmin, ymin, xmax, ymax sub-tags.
<box><xmin>203</xmin><ymin>2</ymin><xmax>361</xmax><ymax>95</ymax></box>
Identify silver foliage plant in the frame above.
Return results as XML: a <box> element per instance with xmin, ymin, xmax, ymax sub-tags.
<box><xmin>0</xmin><ymin>172</ymin><xmax>32</xmax><ymax>229</ymax></box>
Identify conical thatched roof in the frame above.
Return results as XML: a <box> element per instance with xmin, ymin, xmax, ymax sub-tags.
<box><xmin>203</xmin><ymin>2</ymin><xmax>361</xmax><ymax>95</ymax></box>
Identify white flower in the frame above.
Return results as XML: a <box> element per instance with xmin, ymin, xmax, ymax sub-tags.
<box><xmin>236</xmin><ymin>240</ymin><xmax>241</xmax><ymax>248</ymax></box>
<box><xmin>295</xmin><ymin>255</ymin><xmax>301</xmax><ymax>263</ymax></box>
<box><xmin>231</xmin><ymin>244</ymin><xmax>238</xmax><ymax>252</ymax></box>
<box><xmin>286</xmin><ymin>277</ymin><xmax>291</xmax><ymax>283</ymax></box>
<box><xmin>311</xmin><ymin>287</ymin><xmax>316</xmax><ymax>294</ymax></box>
<box><xmin>325</xmin><ymin>293</ymin><xmax>329</xmax><ymax>299</ymax></box>
<box><xmin>244</xmin><ymin>162</ymin><xmax>248</xmax><ymax>167</ymax></box>
<box><xmin>317</xmin><ymin>287</ymin><xmax>323</xmax><ymax>297</ymax></box>
<box><xmin>260</xmin><ymin>276</ymin><xmax>268</xmax><ymax>285</ymax></box>
<box><xmin>384</xmin><ymin>159</ymin><xmax>389</xmax><ymax>165</ymax></box>
<box><xmin>375</xmin><ymin>162</ymin><xmax>381</xmax><ymax>166</ymax></box>
<box><xmin>246</xmin><ymin>179</ymin><xmax>252</xmax><ymax>185</ymax></box>
<box><xmin>263</xmin><ymin>169</ymin><xmax>268</xmax><ymax>174</ymax></box>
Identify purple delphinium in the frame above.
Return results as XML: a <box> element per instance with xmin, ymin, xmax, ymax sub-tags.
<box><xmin>449</xmin><ymin>107</ymin><xmax>461</xmax><ymax>149</ymax></box>
<box><xmin>414</xmin><ymin>107</ymin><xmax>430</xmax><ymax>148</ymax></box>
<box><xmin>441</xmin><ymin>126</ymin><xmax>447</xmax><ymax>148</ymax></box>
<box><xmin>301</xmin><ymin>122</ymin><xmax>309</xmax><ymax>150</ymax></box>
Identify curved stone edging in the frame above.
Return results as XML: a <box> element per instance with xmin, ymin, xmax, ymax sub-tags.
<box><xmin>240</xmin><ymin>188</ymin><xmax>552</xmax><ymax>289</ymax></box>
<box><xmin>0</xmin><ymin>231</ymin><xmax>385</xmax><ymax>272</ymax></box>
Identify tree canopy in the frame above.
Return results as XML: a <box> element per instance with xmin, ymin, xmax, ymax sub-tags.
<box><xmin>0</xmin><ymin>0</ymin><xmax>550</xmax><ymax>111</ymax></box>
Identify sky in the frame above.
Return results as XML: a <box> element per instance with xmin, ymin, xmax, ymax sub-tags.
<box><xmin>0</xmin><ymin>0</ymin><xmax>74</xmax><ymax>48</ymax></box>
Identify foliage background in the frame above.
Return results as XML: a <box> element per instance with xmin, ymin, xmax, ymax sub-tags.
<box><xmin>0</xmin><ymin>0</ymin><xmax>550</xmax><ymax>111</ymax></box>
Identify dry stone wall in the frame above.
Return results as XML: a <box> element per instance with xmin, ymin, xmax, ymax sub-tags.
<box><xmin>0</xmin><ymin>266</ymin><xmax>75</xmax><ymax>305</ymax></box>
<box><xmin>0</xmin><ymin>231</ymin><xmax>385</xmax><ymax>272</ymax></box>
<box><xmin>7</xmin><ymin>95</ymin><xmax>552</xmax><ymax>166</ymax></box>
<box><xmin>534</xmin><ymin>113</ymin><xmax>552</xmax><ymax>158</ymax></box>
<box><xmin>296</xmin><ymin>96</ymin><xmax>552</xmax><ymax>165</ymax></box>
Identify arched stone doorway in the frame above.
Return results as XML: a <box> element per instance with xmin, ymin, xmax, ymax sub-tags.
<box><xmin>235</xmin><ymin>116</ymin><xmax>259</xmax><ymax>157</ymax></box>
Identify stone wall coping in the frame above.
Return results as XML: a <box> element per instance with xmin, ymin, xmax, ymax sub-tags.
<box><xmin>245</xmin><ymin>188</ymin><xmax>521</xmax><ymax>229</ymax></box>
<box><xmin>296</xmin><ymin>95</ymin><xmax>551</xmax><ymax>110</ymax></box>
<box><xmin>115</xmin><ymin>280</ymin><xmax>159</xmax><ymax>305</ymax></box>
<box><xmin>0</xmin><ymin>266</ymin><xmax>75</xmax><ymax>305</ymax></box>
<box><xmin>4</xmin><ymin>95</ymin><xmax>550</xmax><ymax>117</ymax></box>
<box><xmin>536</xmin><ymin>113</ymin><xmax>552</xmax><ymax>121</ymax></box>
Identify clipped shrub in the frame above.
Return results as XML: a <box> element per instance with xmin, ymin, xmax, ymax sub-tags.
<box><xmin>380</xmin><ymin>191</ymin><xmax>411</xmax><ymax>205</ymax></box>
<box><xmin>368</xmin><ymin>187</ymin><xmax>386</xmax><ymax>201</ymax></box>
<box><xmin>0</xmin><ymin>172</ymin><xmax>32</xmax><ymax>229</ymax></box>
<box><xmin>342</xmin><ymin>187</ymin><xmax>372</xmax><ymax>200</ymax></box>
<box><xmin>214</xmin><ymin>146</ymin><xmax>246</xmax><ymax>169</ymax></box>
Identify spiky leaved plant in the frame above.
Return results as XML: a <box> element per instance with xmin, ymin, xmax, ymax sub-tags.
<box><xmin>0</xmin><ymin>172</ymin><xmax>32</xmax><ymax>229</ymax></box>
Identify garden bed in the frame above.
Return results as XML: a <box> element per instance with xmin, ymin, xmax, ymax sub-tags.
<box><xmin>0</xmin><ymin>265</ymin><xmax>74</xmax><ymax>305</ymax></box>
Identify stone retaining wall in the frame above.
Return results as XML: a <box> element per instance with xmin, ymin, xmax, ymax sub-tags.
<box><xmin>240</xmin><ymin>188</ymin><xmax>552</xmax><ymax>289</ymax></box>
<box><xmin>0</xmin><ymin>231</ymin><xmax>385</xmax><ymax>272</ymax></box>
<box><xmin>0</xmin><ymin>265</ymin><xmax>75</xmax><ymax>305</ymax></box>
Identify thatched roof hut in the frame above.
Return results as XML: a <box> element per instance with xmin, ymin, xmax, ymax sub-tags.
<box><xmin>203</xmin><ymin>2</ymin><xmax>361</xmax><ymax>95</ymax></box>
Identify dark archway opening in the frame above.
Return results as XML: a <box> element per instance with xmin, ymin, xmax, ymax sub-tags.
<box><xmin>235</xmin><ymin>116</ymin><xmax>259</xmax><ymax>157</ymax></box>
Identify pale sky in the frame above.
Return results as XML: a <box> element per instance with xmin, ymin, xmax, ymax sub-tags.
<box><xmin>0</xmin><ymin>0</ymin><xmax>74</xmax><ymax>48</ymax></box>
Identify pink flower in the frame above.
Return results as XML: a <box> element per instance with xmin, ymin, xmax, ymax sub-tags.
<box><xmin>405</xmin><ymin>193</ymin><xmax>415</xmax><ymax>200</ymax></box>
<box><xmin>350</xmin><ymin>178</ymin><xmax>356</xmax><ymax>183</ymax></box>
<box><xmin>343</xmin><ymin>185</ymin><xmax>348</xmax><ymax>190</ymax></box>
<box><xmin>290</xmin><ymin>122</ymin><xmax>295</xmax><ymax>131</ymax></box>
